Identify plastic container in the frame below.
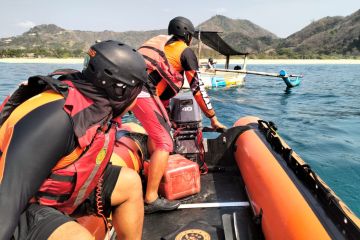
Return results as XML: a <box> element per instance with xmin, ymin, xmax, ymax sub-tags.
<box><xmin>144</xmin><ymin>154</ymin><xmax>200</xmax><ymax>200</ymax></box>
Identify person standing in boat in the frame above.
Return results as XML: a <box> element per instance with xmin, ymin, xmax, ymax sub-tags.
<box><xmin>133</xmin><ymin>16</ymin><xmax>226</xmax><ymax>214</ymax></box>
<box><xmin>0</xmin><ymin>41</ymin><xmax>147</xmax><ymax>240</ymax></box>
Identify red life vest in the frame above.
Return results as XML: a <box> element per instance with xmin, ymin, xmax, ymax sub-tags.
<box><xmin>138</xmin><ymin>35</ymin><xmax>184</xmax><ymax>98</ymax></box>
<box><xmin>37</xmin><ymin>123</ymin><xmax>116</xmax><ymax>214</ymax></box>
<box><xmin>35</xmin><ymin>81</ymin><xmax>116</xmax><ymax>214</ymax></box>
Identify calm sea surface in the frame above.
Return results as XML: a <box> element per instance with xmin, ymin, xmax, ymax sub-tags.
<box><xmin>0</xmin><ymin>62</ymin><xmax>359</xmax><ymax>216</ymax></box>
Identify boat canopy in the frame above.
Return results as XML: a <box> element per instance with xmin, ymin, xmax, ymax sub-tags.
<box><xmin>194</xmin><ymin>31</ymin><xmax>247</xmax><ymax>56</ymax></box>
<box><xmin>194</xmin><ymin>31</ymin><xmax>248</xmax><ymax>69</ymax></box>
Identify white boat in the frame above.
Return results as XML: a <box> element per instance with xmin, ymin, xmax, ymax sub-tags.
<box><xmin>198</xmin><ymin>63</ymin><xmax>247</xmax><ymax>88</ymax></box>
<box><xmin>184</xmin><ymin>31</ymin><xmax>248</xmax><ymax>89</ymax></box>
<box><xmin>183</xmin><ymin>31</ymin><xmax>303</xmax><ymax>89</ymax></box>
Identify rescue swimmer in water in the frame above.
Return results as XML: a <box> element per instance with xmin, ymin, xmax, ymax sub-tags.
<box><xmin>0</xmin><ymin>40</ymin><xmax>148</xmax><ymax>240</ymax></box>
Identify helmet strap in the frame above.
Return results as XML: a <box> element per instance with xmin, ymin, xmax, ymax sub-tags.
<box><xmin>185</xmin><ymin>34</ymin><xmax>192</xmax><ymax>46</ymax></box>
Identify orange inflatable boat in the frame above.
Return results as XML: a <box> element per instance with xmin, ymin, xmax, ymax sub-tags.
<box><xmin>73</xmin><ymin>87</ymin><xmax>360</xmax><ymax>240</ymax></box>
<box><xmin>78</xmin><ymin>115</ymin><xmax>359</xmax><ymax>240</ymax></box>
<box><xmin>233</xmin><ymin>116</ymin><xmax>360</xmax><ymax>239</ymax></box>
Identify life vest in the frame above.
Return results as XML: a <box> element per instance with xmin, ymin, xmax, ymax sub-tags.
<box><xmin>37</xmin><ymin>123</ymin><xmax>116</xmax><ymax>214</ymax></box>
<box><xmin>111</xmin><ymin>126</ymin><xmax>148</xmax><ymax>173</ymax></box>
<box><xmin>0</xmin><ymin>71</ymin><xmax>116</xmax><ymax>214</ymax></box>
<box><xmin>163</xmin><ymin>39</ymin><xmax>189</xmax><ymax>73</ymax></box>
<box><xmin>138</xmin><ymin>35</ymin><xmax>184</xmax><ymax>99</ymax></box>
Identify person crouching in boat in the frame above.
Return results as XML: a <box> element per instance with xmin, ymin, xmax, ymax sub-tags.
<box><xmin>0</xmin><ymin>40</ymin><xmax>147</xmax><ymax>240</ymax></box>
<box><xmin>132</xmin><ymin>16</ymin><xmax>227</xmax><ymax>214</ymax></box>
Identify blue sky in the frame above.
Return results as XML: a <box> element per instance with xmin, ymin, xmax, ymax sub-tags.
<box><xmin>0</xmin><ymin>0</ymin><xmax>359</xmax><ymax>38</ymax></box>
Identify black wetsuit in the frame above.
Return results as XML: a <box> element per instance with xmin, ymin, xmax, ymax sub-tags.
<box><xmin>0</xmin><ymin>98</ymin><xmax>76</xmax><ymax>239</ymax></box>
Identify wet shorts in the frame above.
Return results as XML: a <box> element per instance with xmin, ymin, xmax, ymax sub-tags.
<box><xmin>12</xmin><ymin>165</ymin><xmax>121</xmax><ymax>240</ymax></box>
<box><xmin>132</xmin><ymin>97</ymin><xmax>173</xmax><ymax>152</ymax></box>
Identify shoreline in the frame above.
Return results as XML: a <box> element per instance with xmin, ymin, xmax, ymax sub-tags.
<box><xmin>0</xmin><ymin>58</ymin><xmax>360</xmax><ymax>65</ymax></box>
<box><xmin>201</xmin><ymin>58</ymin><xmax>360</xmax><ymax>65</ymax></box>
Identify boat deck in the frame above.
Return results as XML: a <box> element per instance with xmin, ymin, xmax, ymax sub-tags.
<box><xmin>143</xmin><ymin>168</ymin><xmax>263</xmax><ymax>239</ymax></box>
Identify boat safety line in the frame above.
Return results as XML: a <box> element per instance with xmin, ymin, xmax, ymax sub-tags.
<box><xmin>178</xmin><ymin>201</ymin><xmax>250</xmax><ymax>209</ymax></box>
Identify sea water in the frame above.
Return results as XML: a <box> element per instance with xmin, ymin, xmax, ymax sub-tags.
<box><xmin>0</xmin><ymin>62</ymin><xmax>359</xmax><ymax>216</ymax></box>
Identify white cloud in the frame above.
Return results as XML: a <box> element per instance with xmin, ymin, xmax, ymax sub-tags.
<box><xmin>17</xmin><ymin>21</ymin><xmax>36</xmax><ymax>28</ymax></box>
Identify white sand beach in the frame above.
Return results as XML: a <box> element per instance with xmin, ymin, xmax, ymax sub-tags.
<box><xmin>201</xmin><ymin>59</ymin><xmax>360</xmax><ymax>65</ymax></box>
<box><xmin>0</xmin><ymin>58</ymin><xmax>360</xmax><ymax>65</ymax></box>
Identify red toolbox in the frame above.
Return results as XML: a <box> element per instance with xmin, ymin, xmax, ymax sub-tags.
<box><xmin>144</xmin><ymin>154</ymin><xmax>200</xmax><ymax>200</ymax></box>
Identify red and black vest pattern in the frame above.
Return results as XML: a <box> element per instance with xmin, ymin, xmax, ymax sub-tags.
<box><xmin>138</xmin><ymin>35</ymin><xmax>184</xmax><ymax>98</ymax></box>
<box><xmin>37</xmin><ymin>123</ymin><xmax>116</xmax><ymax>214</ymax></box>
<box><xmin>34</xmin><ymin>79</ymin><xmax>116</xmax><ymax>214</ymax></box>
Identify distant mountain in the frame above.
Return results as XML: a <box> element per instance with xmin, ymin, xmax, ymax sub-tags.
<box><xmin>195</xmin><ymin>15</ymin><xmax>278</xmax><ymax>53</ymax></box>
<box><xmin>0</xmin><ymin>10</ymin><xmax>359</xmax><ymax>58</ymax></box>
<box><xmin>281</xmin><ymin>9</ymin><xmax>360</xmax><ymax>56</ymax></box>
<box><xmin>0</xmin><ymin>15</ymin><xmax>278</xmax><ymax>57</ymax></box>
<box><xmin>0</xmin><ymin>24</ymin><xmax>166</xmax><ymax>56</ymax></box>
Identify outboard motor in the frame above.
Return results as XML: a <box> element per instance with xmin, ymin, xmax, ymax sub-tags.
<box><xmin>170</xmin><ymin>92</ymin><xmax>205</xmax><ymax>170</ymax></box>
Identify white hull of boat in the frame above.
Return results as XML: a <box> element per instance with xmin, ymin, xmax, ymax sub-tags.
<box><xmin>183</xmin><ymin>69</ymin><xmax>246</xmax><ymax>89</ymax></box>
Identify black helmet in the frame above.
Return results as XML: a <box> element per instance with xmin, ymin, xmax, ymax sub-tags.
<box><xmin>82</xmin><ymin>40</ymin><xmax>147</xmax><ymax>100</ymax></box>
<box><xmin>168</xmin><ymin>16</ymin><xmax>195</xmax><ymax>45</ymax></box>
<box><xmin>208</xmin><ymin>58</ymin><xmax>213</xmax><ymax>63</ymax></box>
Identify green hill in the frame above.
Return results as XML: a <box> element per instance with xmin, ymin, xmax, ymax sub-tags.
<box><xmin>0</xmin><ymin>10</ymin><xmax>359</xmax><ymax>58</ymax></box>
<box><xmin>278</xmin><ymin>9</ymin><xmax>360</xmax><ymax>58</ymax></box>
<box><xmin>195</xmin><ymin>15</ymin><xmax>278</xmax><ymax>54</ymax></box>
<box><xmin>0</xmin><ymin>24</ymin><xmax>166</xmax><ymax>57</ymax></box>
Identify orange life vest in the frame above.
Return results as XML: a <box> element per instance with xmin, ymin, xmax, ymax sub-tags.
<box><xmin>138</xmin><ymin>35</ymin><xmax>184</xmax><ymax>98</ymax></box>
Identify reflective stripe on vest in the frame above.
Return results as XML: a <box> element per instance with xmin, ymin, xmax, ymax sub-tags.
<box><xmin>73</xmin><ymin>126</ymin><xmax>114</xmax><ymax>207</ymax></box>
<box><xmin>138</xmin><ymin>35</ymin><xmax>184</xmax><ymax>95</ymax></box>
